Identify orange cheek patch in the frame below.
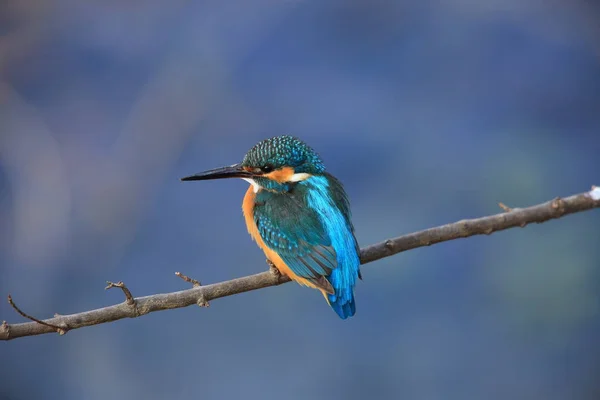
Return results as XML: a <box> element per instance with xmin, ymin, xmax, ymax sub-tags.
<box><xmin>265</xmin><ymin>166</ymin><xmax>295</xmax><ymax>183</ymax></box>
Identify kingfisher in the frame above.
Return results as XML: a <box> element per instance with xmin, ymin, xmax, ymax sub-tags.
<box><xmin>181</xmin><ymin>135</ymin><xmax>361</xmax><ymax>319</ymax></box>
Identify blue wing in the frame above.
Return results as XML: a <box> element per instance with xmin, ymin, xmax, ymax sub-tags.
<box><xmin>254</xmin><ymin>188</ymin><xmax>337</xmax><ymax>294</ymax></box>
<box><xmin>254</xmin><ymin>174</ymin><xmax>361</xmax><ymax>319</ymax></box>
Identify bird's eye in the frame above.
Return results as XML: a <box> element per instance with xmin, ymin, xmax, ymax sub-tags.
<box><xmin>261</xmin><ymin>164</ymin><xmax>275</xmax><ymax>173</ymax></box>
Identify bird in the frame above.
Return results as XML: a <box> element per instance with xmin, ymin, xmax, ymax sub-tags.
<box><xmin>181</xmin><ymin>135</ymin><xmax>361</xmax><ymax>319</ymax></box>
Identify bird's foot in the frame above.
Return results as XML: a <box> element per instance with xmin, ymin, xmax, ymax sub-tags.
<box><xmin>266</xmin><ymin>259</ymin><xmax>280</xmax><ymax>277</ymax></box>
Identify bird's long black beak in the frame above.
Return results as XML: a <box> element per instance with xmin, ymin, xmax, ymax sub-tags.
<box><xmin>180</xmin><ymin>163</ymin><xmax>253</xmax><ymax>181</ymax></box>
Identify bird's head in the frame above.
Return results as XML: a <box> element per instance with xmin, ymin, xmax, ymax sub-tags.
<box><xmin>181</xmin><ymin>135</ymin><xmax>325</xmax><ymax>192</ymax></box>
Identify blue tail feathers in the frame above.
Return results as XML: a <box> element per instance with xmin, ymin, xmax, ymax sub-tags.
<box><xmin>327</xmin><ymin>267</ymin><xmax>358</xmax><ymax>319</ymax></box>
<box><xmin>328</xmin><ymin>292</ymin><xmax>356</xmax><ymax>319</ymax></box>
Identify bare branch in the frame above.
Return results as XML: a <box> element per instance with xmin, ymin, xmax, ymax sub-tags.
<box><xmin>2</xmin><ymin>187</ymin><xmax>599</xmax><ymax>341</ymax></box>
<box><xmin>358</xmin><ymin>187</ymin><xmax>600</xmax><ymax>263</ymax></box>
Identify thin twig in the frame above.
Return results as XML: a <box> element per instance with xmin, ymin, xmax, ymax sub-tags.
<box><xmin>105</xmin><ymin>281</ymin><xmax>135</xmax><ymax>305</ymax></box>
<box><xmin>7</xmin><ymin>295</ymin><xmax>67</xmax><ymax>335</ymax></box>
<box><xmin>1</xmin><ymin>187</ymin><xmax>599</xmax><ymax>341</ymax></box>
<box><xmin>175</xmin><ymin>272</ymin><xmax>208</xmax><ymax>307</ymax></box>
<box><xmin>175</xmin><ymin>272</ymin><xmax>201</xmax><ymax>287</ymax></box>
<box><xmin>498</xmin><ymin>202</ymin><xmax>512</xmax><ymax>212</ymax></box>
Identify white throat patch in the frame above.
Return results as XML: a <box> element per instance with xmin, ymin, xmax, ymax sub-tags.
<box><xmin>242</xmin><ymin>178</ymin><xmax>261</xmax><ymax>193</ymax></box>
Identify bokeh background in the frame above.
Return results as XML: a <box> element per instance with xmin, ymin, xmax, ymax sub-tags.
<box><xmin>1</xmin><ymin>1</ymin><xmax>599</xmax><ymax>399</ymax></box>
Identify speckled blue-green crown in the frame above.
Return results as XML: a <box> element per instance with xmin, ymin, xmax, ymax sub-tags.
<box><xmin>242</xmin><ymin>135</ymin><xmax>325</xmax><ymax>173</ymax></box>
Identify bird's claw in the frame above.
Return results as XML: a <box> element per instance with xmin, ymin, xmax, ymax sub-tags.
<box><xmin>266</xmin><ymin>259</ymin><xmax>280</xmax><ymax>277</ymax></box>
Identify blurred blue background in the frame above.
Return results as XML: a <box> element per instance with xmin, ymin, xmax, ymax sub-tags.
<box><xmin>1</xmin><ymin>1</ymin><xmax>599</xmax><ymax>399</ymax></box>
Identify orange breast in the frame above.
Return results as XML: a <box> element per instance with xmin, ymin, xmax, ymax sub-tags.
<box><xmin>242</xmin><ymin>185</ymin><xmax>323</xmax><ymax>292</ymax></box>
